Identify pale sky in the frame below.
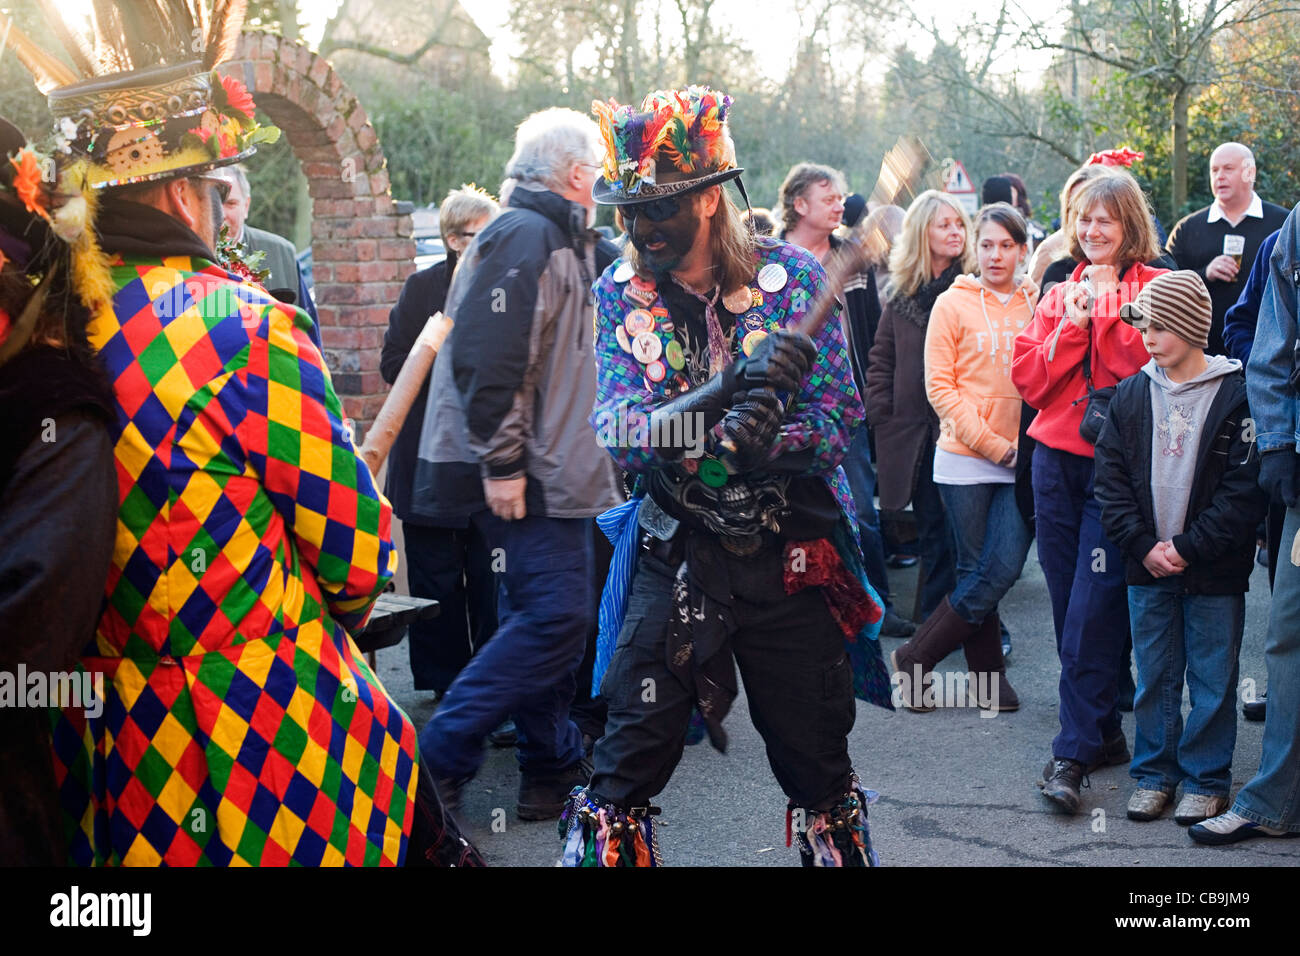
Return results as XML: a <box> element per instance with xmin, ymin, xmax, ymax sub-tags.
<box><xmin>298</xmin><ymin>1</ymin><xmax>1064</xmax><ymax>85</ymax></box>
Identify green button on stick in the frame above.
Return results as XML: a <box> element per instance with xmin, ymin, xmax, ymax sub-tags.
<box><xmin>698</xmin><ymin>458</ymin><xmax>729</xmax><ymax>487</ymax></box>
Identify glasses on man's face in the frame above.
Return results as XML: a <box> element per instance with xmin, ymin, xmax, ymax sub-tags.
<box><xmin>626</xmin><ymin>196</ymin><xmax>683</xmax><ymax>223</ymax></box>
<box><xmin>194</xmin><ymin>175</ymin><xmax>231</xmax><ymax>203</ymax></box>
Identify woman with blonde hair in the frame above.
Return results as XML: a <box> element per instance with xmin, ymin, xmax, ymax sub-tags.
<box><xmin>1012</xmin><ymin>167</ymin><xmax>1168</xmax><ymax>813</ymax></box>
<box><xmin>866</xmin><ymin>190</ymin><xmax>975</xmax><ymax>620</ymax></box>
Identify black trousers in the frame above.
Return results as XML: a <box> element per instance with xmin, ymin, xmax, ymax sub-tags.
<box><xmin>403</xmin><ymin>522</ymin><xmax>498</xmax><ymax>693</ymax></box>
<box><xmin>588</xmin><ymin>543</ymin><xmax>856</xmax><ymax>811</ymax></box>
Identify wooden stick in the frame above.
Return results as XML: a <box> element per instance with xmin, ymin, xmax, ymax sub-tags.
<box><xmin>358</xmin><ymin>312</ymin><xmax>453</xmax><ymax>477</ymax></box>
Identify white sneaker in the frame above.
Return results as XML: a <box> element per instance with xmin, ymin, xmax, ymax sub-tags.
<box><xmin>1188</xmin><ymin>810</ymin><xmax>1292</xmax><ymax>845</ymax></box>
<box><xmin>1173</xmin><ymin>793</ymin><xmax>1228</xmax><ymax>826</ymax></box>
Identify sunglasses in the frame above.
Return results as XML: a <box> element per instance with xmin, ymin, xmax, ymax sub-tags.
<box><xmin>194</xmin><ymin>175</ymin><xmax>232</xmax><ymax>203</ymax></box>
<box><xmin>625</xmin><ymin>195</ymin><xmax>686</xmax><ymax>223</ymax></box>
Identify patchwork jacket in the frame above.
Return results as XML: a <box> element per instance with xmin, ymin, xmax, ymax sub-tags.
<box><xmin>53</xmin><ymin>208</ymin><xmax>417</xmax><ymax>866</ymax></box>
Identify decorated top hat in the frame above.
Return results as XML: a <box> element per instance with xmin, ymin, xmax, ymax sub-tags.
<box><xmin>1</xmin><ymin>2</ymin><xmax>278</xmax><ymax>191</ymax></box>
<box><xmin>591</xmin><ymin>86</ymin><xmax>743</xmax><ymax>206</ymax></box>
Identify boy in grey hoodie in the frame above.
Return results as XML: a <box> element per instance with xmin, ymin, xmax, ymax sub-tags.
<box><xmin>1094</xmin><ymin>271</ymin><xmax>1267</xmax><ymax>828</ymax></box>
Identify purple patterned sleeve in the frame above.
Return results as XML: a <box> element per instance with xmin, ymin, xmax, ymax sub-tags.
<box><xmin>590</xmin><ymin>273</ymin><xmax>676</xmax><ymax>474</ymax></box>
<box><xmin>764</xmin><ymin>256</ymin><xmax>865</xmax><ymax>474</ymax></box>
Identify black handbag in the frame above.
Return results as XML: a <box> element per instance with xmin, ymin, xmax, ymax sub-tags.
<box><xmin>1074</xmin><ymin>332</ymin><xmax>1115</xmax><ymax>445</ymax></box>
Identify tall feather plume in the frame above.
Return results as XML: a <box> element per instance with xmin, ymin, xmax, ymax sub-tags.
<box><xmin>203</xmin><ymin>0</ymin><xmax>248</xmax><ymax>70</ymax></box>
<box><xmin>90</xmin><ymin>0</ymin><xmax>129</xmax><ymax>72</ymax></box>
<box><xmin>0</xmin><ymin>12</ymin><xmax>80</xmax><ymax>93</ymax></box>
<box><xmin>36</xmin><ymin>1</ymin><xmax>98</xmax><ymax>78</ymax></box>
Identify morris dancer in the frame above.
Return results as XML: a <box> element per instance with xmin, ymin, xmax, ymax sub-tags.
<box><xmin>560</xmin><ymin>86</ymin><xmax>892</xmax><ymax>867</ymax></box>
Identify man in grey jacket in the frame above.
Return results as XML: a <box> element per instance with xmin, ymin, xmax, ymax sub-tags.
<box><xmin>412</xmin><ymin>107</ymin><xmax>623</xmax><ymax>822</ymax></box>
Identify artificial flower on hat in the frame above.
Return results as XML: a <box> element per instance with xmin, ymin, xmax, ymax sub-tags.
<box><xmin>591</xmin><ymin>85</ymin><xmax>743</xmax><ymax>204</ymax></box>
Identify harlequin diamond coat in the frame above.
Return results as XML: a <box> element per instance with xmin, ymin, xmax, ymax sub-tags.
<box><xmin>50</xmin><ymin>204</ymin><xmax>416</xmax><ymax>866</ymax></box>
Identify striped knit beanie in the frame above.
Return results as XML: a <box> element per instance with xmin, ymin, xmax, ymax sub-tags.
<box><xmin>1119</xmin><ymin>270</ymin><xmax>1212</xmax><ymax>348</ymax></box>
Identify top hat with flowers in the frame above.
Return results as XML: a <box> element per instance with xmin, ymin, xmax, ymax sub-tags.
<box><xmin>0</xmin><ymin>2</ymin><xmax>279</xmax><ymax>324</ymax></box>
<box><xmin>1</xmin><ymin>2</ymin><xmax>278</xmax><ymax>191</ymax></box>
<box><xmin>591</xmin><ymin>86</ymin><xmax>743</xmax><ymax>206</ymax></box>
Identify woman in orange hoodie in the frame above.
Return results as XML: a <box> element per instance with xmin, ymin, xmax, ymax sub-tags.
<box><xmin>890</xmin><ymin>204</ymin><xmax>1037</xmax><ymax>712</ymax></box>
<box><xmin>1010</xmin><ymin>168</ymin><xmax>1167</xmax><ymax>814</ymax></box>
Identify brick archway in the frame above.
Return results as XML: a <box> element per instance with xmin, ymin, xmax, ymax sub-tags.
<box><xmin>222</xmin><ymin>32</ymin><xmax>414</xmax><ymax>438</ymax></box>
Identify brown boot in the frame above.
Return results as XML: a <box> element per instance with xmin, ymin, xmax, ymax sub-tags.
<box><xmin>889</xmin><ymin>597</ymin><xmax>978</xmax><ymax>711</ymax></box>
<box><xmin>963</xmin><ymin>612</ymin><xmax>1020</xmax><ymax>712</ymax></box>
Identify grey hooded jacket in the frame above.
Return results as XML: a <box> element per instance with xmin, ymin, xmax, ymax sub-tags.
<box><xmin>411</xmin><ymin>183</ymin><xmax>623</xmax><ymax>524</ymax></box>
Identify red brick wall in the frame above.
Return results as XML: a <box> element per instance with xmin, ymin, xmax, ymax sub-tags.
<box><xmin>224</xmin><ymin>32</ymin><xmax>415</xmax><ymax>441</ymax></box>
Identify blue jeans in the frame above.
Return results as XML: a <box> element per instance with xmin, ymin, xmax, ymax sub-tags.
<box><xmin>1032</xmin><ymin>444</ymin><xmax>1128</xmax><ymax>763</ymax></box>
<box><xmin>938</xmin><ymin>481</ymin><xmax>1032</xmax><ymax>626</ymax></box>
<box><xmin>1128</xmin><ymin>579</ymin><xmax>1242</xmax><ymax>796</ymax></box>
<box><xmin>1232</xmin><ymin>504</ymin><xmax>1300</xmax><ymax>830</ymax></box>
<box><xmin>841</xmin><ymin>427</ymin><xmax>892</xmax><ymax>610</ymax></box>
<box><xmin>914</xmin><ymin>444</ymin><xmax>956</xmax><ymax>619</ymax></box>
<box><xmin>418</xmin><ymin>511</ymin><xmax>592</xmax><ymax>779</ymax></box>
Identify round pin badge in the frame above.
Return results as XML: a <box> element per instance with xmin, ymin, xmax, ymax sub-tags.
<box><xmin>624</xmin><ymin>309</ymin><xmax>655</xmax><ymax>335</ymax></box>
<box><xmin>615</xmin><ymin>325</ymin><xmax>633</xmax><ymax>353</ymax></box>
<box><xmin>742</xmin><ymin>329</ymin><xmax>768</xmax><ymax>356</ymax></box>
<box><xmin>722</xmin><ymin>286</ymin><xmax>752</xmax><ymax>314</ymax></box>
<box><xmin>613</xmin><ymin>261</ymin><xmax>635</xmax><ymax>283</ymax></box>
<box><xmin>757</xmin><ymin>263</ymin><xmax>788</xmax><ymax>293</ymax></box>
<box><xmin>743</xmin><ymin>311</ymin><xmax>765</xmax><ymax>331</ymax></box>
<box><xmin>644</xmin><ymin>359</ymin><xmax>667</xmax><ymax>383</ymax></box>
<box><xmin>698</xmin><ymin>458</ymin><xmax>729</xmax><ymax>487</ymax></box>
<box><xmin>632</xmin><ymin>331</ymin><xmax>662</xmax><ymax>364</ymax></box>
<box><xmin>665</xmin><ymin>339</ymin><xmax>685</xmax><ymax>370</ymax></box>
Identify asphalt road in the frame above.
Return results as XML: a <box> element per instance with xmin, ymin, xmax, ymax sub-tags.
<box><xmin>377</xmin><ymin>517</ymin><xmax>1299</xmax><ymax>867</ymax></box>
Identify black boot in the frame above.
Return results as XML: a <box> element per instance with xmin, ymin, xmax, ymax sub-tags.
<box><xmin>518</xmin><ymin>759</ymin><xmax>592</xmax><ymax>821</ymax></box>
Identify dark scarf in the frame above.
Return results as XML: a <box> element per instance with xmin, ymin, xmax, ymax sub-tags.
<box><xmin>0</xmin><ymin>345</ymin><xmax>115</xmax><ymax>496</ymax></box>
<box><xmin>889</xmin><ymin>260</ymin><xmax>962</xmax><ymax>330</ymax></box>
<box><xmin>95</xmin><ymin>197</ymin><xmax>217</xmax><ymax>261</ymax></box>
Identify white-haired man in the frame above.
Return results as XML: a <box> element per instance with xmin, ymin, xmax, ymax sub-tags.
<box><xmin>1166</xmin><ymin>142</ymin><xmax>1289</xmax><ymax>353</ymax></box>
<box><xmin>412</xmin><ymin>108</ymin><xmax>623</xmax><ymax>821</ymax></box>
<box><xmin>212</xmin><ymin>163</ymin><xmax>321</xmax><ymax>348</ymax></box>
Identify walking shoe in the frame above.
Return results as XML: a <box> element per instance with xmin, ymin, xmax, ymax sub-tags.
<box><xmin>517</xmin><ymin>758</ymin><xmax>592</xmax><ymax>821</ymax></box>
<box><xmin>1041</xmin><ymin>759</ymin><xmax>1088</xmax><ymax>814</ymax></box>
<box><xmin>433</xmin><ymin>774</ymin><xmax>471</xmax><ymax>823</ymax></box>
<box><xmin>887</xmin><ymin>552</ymin><xmax>919</xmax><ymax>569</ymax></box>
<box><xmin>963</xmin><ymin>611</ymin><xmax>1019</xmax><ymax>712</ymax></box>
<box><xmin>1038</xmin><ymin>729</ymin><xmax>1130</xmax><ymax>787</ymax></box>
<box><xmin>488</xmin><ymin>720</ymin><xmax>518</xmax><ymax>748</ymax></box>
<box><xmin>1188</xmin><ymin>810</ymin><xmax>1295</xmax><ymax>845</ymax></box>
<box><xmin>1126</xmin><ymin>788</ymin><xmax>1173</xmax><ymax>822</ymax></box>
<box><xmin>1174</xmin><ymin>793</ymin><xmax>1229</xmax><ymax>826</ymax></box>
<box><xmin>1243</xmin><ymin>695</ymin><xmax>1266</xmax><ymax>722</ymax></box>
<box><xmin>880</xmin><ymin>609</ymin><xmax>918</xmax><ymax>638</ymax></box>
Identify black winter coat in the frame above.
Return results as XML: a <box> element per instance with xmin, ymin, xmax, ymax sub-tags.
<box><xmin>1093</xmin><ymin>369</ymin><xmax>1266</xmax><ymax>594</ymax></box>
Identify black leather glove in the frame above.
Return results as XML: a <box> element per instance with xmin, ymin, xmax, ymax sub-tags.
<box><xmin>735</xmin><ymin>330</ymin><xmax>817</xmax><ymax>393</ymax></box>
<box><xmin>644</xmin><ymin>370</ymin><xmax>740</xmax><ymax>461</ymax></box>
<box><xmin>1260</xmin><ymin>447</ymin><xmax>1300</xmax><ymax>508</ymax></box>
<box><xmin>721</xmin><ymin>388</ymin><xmax>784</xmax><ymax>471</ymax></box>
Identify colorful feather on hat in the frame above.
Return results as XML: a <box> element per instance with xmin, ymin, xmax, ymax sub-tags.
<box><xmin>591</xmin><ymin>86</ymin><xmax>735</xmax><ymax>195</ymax></box>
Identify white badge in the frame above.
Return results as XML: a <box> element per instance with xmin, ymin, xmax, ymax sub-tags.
<box><xmin>613</xmin><ymin>261</ymin><xmax>635</xmax><ymax>283</ymax></box>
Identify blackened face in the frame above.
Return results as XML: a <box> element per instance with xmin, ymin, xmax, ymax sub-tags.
<box><xmin>625</xmin><ymin>195</ymin><xmax>704</xmax><ymax>273</ymax></box>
